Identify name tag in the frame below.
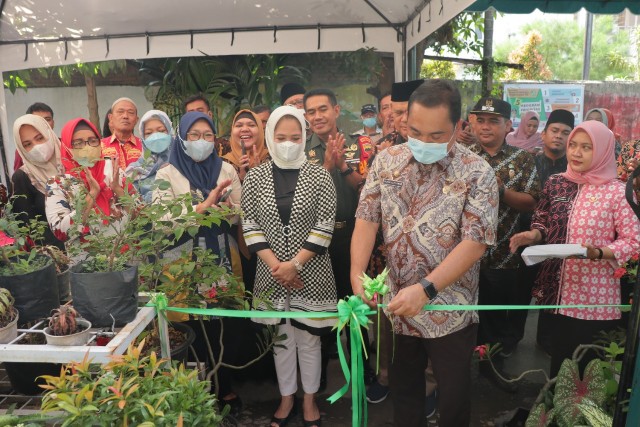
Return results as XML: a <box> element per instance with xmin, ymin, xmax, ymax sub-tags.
<box><xmin>383</xmin><ymin>178</ymin><xmax>402</xmax><ymax>188</ymax></box>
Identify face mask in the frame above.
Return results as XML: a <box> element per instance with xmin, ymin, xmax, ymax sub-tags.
<box><xmin>275</xmin><ymin>141</ymin><xmax>305</xmax><ymax>163</ymax></box>
<box><xmin>25</xmin><ymin>139</ymin><xmax>55</xmax><ymax>163</ymax></box>
<box><xmin>182</xmin><ymin>139</ymin><xmax>215</xmax><ymax>162</ymax></box>
<box><xmin>407</xmin><ymin>127</ymin><xmax>456</xmax><ymax>165</ymax></box>
<box><xmin>71</xmin><ymin>146</ymin><xmax>102</xmax><ymax>167</ymax></box>
<box><xmin>363</xmin><ymin>117</ymin><xmax>377</xmax><ymax>128</ymax></box>
<box><xmin>144</xmin><ymin>132</ymin><xmax>171</xmax><ymax>154</ymax></box>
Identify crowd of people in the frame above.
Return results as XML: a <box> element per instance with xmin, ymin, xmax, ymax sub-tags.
<box><xmin>1</xmin><ymin>77</ymin><xmax>639</xmax><ymax>426</ymax></box>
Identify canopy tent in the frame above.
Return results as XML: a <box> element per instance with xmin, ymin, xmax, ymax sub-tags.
<box><xmin>467</xmin><ymin>0</ymin><xmax>640</xmax><ymax>13</ymax></box>
<box><xmin>0</xmin><ymin>0</ymin><xmax>477</xmax><ymax>184</ymax></box>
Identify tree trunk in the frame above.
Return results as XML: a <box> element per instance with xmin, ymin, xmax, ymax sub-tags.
<box><xmin>481</xmin><ymin>8</ymin><xmax>495</xmax><ymax>97</ymax></box>
<box><xmin>84</xmin><ymin>74</ymin><xmax>101</xmax><ymax>131</ymax></box>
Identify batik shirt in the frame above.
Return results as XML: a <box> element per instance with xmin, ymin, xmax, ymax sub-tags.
<box><xmin>356</xmin><ymin>143</ymin><xmax>498</xmax><ymax>338</ymax></box>
<box><xmin>101</xmin><ymin>134</ymin><xmax>143</xmax><ymax>170</ymax></box>
<box><xmin>473</xmin><ymin>142</ymin><xmax>540</xmax><ymax>269</ymax></box>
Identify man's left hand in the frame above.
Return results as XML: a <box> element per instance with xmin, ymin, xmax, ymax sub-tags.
<box><xmin>387</xmin><ymin>283</ymin><xmax>428</xmax><ymax>317</ymax></box>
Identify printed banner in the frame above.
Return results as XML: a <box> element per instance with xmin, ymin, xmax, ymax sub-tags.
<box><xmin>504</xmin><ymin>83</ymin><xmax>585</xmax><ymax>131</ymax></box>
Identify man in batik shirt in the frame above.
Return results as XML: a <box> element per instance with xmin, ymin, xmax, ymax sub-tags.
<box><xmin>352</xmin><ymin>80</ymin><xmax>498</xmax><ymax>426</ymax></box>
<box><xmin>470</xmin><ymin>97</ymin><xmax>540</xmax><ymax>376</ymax></box>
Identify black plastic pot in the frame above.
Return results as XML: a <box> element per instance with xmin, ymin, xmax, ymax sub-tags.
<box><xmin>70</xmin><ymin>264</ymin><xmax>139</xmax><ymax>327</ymax></box>
<box><xmin>57</xmin><ymin>267</ymin><xmax>71</xmax><ymax>304</ymax></box>
<box><xmin>170</xmin><ymin>322</ymin><xmax>196</xmax><ymax>365</ymax></box>
<box><xmin>0</xmin><ymin>255</ymin><xmax>58</xmax><ymax>325</ymax></box>
<box><xmin>4</xmin><ymin>362</ymin><xmax>61</xmax><ymax>395</ymax></box>
<box><xmin>494</xmin><ymin>407</ymin><xmax>530</xmax><ymax>427</ymax></box>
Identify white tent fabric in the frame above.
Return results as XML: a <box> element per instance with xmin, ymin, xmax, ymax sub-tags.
<box><xmin>0</xmin><ymin>0</ymin><xmax>475</xmax><ymax>184</ymax></box>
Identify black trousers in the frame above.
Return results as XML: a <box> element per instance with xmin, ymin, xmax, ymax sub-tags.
<box><xmin>321</xmin><ymin>221</ymin><xmax>372</xmax><ymax>375</ymax></box>
<box><xmin>548</xmin><ymin>313</ymin><xmax>618</xmax><ymax>377</ymax></box>
<box><xmin>477</xmin><ymin>268</ymin><xmax>532</xmax><ymax>350</ymax></box>
<box><xmin>186</xmin><ymin>317</ymin><xmax>246</xmax><ymax>398</ymax></box>
<box><xmin>390</xmin><ymin>324</ymin><xmax>478</xmax><ymax>427</ymax></box>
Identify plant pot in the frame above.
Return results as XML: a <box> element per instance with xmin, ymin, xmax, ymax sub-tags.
<box><xmin>1</xmin><ymin>255</ymin><xmax>58</xmax><ymax>325</ymax></box>
<box><xmin>169</xmin><ymin>322</ymin><xmax>196</xmax><ymax>365</ymax></box>
<box><xmin>70</xmin><ymin>264</ymin><xmax>139</xmax><ymax>327</ymax></box>
<box><xmin>43</xmin><ymin>318</ymin><xmax>92</xmax><ymax>346</ymax></box>
<box><xmin>0</xmin><ymin>312</ymin><xmax>19</xmax><ymax>344</ymax></box>
<box><xmin>57</xmin><ymin>267</ymin><xmax>71</xmax><ymax>304</ymax></box>
<box><xmin>4</xmin><ymin>362</ymin><xmax>61</xmax><ymax>395</ymax></box>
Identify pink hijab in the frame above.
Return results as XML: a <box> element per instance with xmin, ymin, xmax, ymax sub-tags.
<box><xmin>562</xmin><ymin>120</ymin><xmax>617</xmax><ymax>186</ymax></box>
<box><xmin>506</xmin><ymin>111</ymin><xmax>542</xmax><ymax>151</ymax></box>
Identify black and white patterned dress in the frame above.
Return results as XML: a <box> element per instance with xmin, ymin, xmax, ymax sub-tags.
<box><xmin>242</xmin><ymin>161</ymin><xmax>337</xmax><ymax>334</ymax></box>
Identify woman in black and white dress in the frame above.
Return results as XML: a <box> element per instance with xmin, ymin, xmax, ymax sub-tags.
<box><xmin>241</xmin><ymin>106</ymin><xmax>336</xmax><ymax>427</ymax></box>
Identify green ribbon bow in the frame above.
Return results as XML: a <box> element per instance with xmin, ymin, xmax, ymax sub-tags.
<box><xmin>147</xmin><ymin>293</ymin><xmax>171</xmax><ymax>358</ymax></box>
<box><xmin>361</xmin><ymin>268</ymin><xmax>391</xmax><ymax>374</ymax></box>
<box><xmin>362</xmin><ymin>268</ymin><xmax>389</xmax><ymax>303</ymax></box>
<box><xmin>327</xmin><ymin>295</ymin><xmax>374</xmax><ymax>427</ymax></box>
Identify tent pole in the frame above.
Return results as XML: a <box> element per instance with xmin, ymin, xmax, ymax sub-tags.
<box><xmin>582</xmin><ymin>12</ymin><xmax>593</xmax><ymax>80</ymax></box>
<box><xmin>402</xmin><ymin>26</ymin><xmax>407</xmax><ymax>81</ymax></box>
<box><xmin>613</xmin><ymin>167</ymin><xmax>640</xmax><ymax>426</ymax></box>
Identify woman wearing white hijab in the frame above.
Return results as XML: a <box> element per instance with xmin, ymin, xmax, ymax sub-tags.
<box><xmin>11</xmin><ymin>114</ymin><xmax>64</xmax><ymax>248</ymax></box>
<box><xmin>125</xmin><ymin>109</ymin><xmax>174</xmax><ymax>203</ymax></box>
<box><xmin>241</xmin><ymin>106</ymin><xmax>336</xmax><ymax>427</ymax></box>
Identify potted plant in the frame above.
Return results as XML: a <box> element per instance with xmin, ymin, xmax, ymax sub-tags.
<box><xmin>0</xmin><ymin>197</ymin><xmax>58</xmax><ymax>325</ymax></box>
<box><xmin>0</xmin><ymin>287</ymin><xmax>19</xmax><ymax>343</ymax></box>
<box><xmin>40</xmin><ymin>341</ymin><xmax>226</xmax><ymax>426</ymax></box>
<box><xmin>43</xmin><ymin>305</ymin><xmax>92</xmax><ymax>346</ymax></box>
<box><xmin>36</xmin><ymin>244</ymin><xmax>72</xmax><ymax>304</ymax></box>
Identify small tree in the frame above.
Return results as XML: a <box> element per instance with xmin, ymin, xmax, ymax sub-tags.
<box><xmin>505</xmin><ymin>31</ymin><xmax>552</xmax><ymax>80</ymax></box>
<box><xmin>420</xmin><ymin>60</ymin><xmax>456</xmax><ymax>79</ymax></box>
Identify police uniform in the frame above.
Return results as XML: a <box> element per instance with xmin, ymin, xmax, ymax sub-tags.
<box><xmin>306</xmin><ymin>132</ymin><xmax>361</xmax><ymax>299</ymax></box>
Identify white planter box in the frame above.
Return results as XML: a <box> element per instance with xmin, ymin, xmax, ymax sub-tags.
<box><xmin>0</xmin><ymin>307</ymin><xmax>158</xmax><ymax>364</ymax></box>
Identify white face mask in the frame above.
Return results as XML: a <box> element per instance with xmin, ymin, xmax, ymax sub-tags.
<box><xmin>275</xmin><ymin>141</ymin><xmax>305</xmax><ymax>163</ymax></box>
<box><xmin>25</xmin><ymin>139</ymin><xmax>55</xmax><ymax>163</ymax></box>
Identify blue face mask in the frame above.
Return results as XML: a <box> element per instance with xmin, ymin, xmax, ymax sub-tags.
<box><xmin>363</xmin><ymin>117</ymin><xmax>377</xmax><ymax>128</ymax></box>
<box><xmin>144</xmin><ymin>132</ymin><xmax>171</xmax><ymax>154</ymax></box>
<box><xmin>407</xmin><ymin>127</ymin><xmax>456</xmax><ymax>164</ymax></box>
<box><xmin>181</xmin><ymin>138</ymin><xmax>215</xmax><ymax>162</ymax></box>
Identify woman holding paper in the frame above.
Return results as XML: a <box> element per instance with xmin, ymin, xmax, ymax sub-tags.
<box><xmin>510</xmin><ymin>120</ymin><xmax>640</xmax><ymax>376</ymax></box>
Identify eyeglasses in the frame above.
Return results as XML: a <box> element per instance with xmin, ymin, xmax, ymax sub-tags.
<box><xmin>186</xmin><ymin>131</ymin><xmax>215</xmax><ymax>142</ymax></box>
<box><xmin>287</xmin><ymin>99</ymin><xmax>304</xmax><ymax>107</ymax></box>
<box><xmin>71</xmin><ymin>137</ymin><xmax>101</xmax><ymax>148</ymax></box>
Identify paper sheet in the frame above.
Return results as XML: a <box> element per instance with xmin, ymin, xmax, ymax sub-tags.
<box><xmin>521</xmin><ymin>244</ymin><xmax>588</xmax><ymax>266</ymax></box>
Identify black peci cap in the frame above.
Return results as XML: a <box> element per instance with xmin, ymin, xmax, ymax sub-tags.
<box><xmin>470</xmin><ymin>97</ymin><xmax>511</xmax><ymax>119</ymax></box>
<box><xmin>391</xmin><ymin>79</ymin><xmax>424</xmax><ymax>102</ymax></box>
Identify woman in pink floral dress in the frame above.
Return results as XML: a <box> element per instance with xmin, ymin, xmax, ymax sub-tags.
<box><xmin>510</xmin><ymin>120</ymin><xmax>640</xmax><ymax>376</ymax></box>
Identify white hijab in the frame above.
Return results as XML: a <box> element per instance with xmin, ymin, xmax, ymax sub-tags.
<box><xmin>13</xmin><ymin>114</ymin><xmax>63</xmax><ymax>193</ymax></box>
<box><xmin>265</xmin><ymin>105</ymin><xmax>307</xmax><ymax>170</ymax></box>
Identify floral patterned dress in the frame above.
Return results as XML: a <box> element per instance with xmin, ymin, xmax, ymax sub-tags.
<box><xmin>531</xmin><ymin>175</ymin><xmax>640</xmax><ymax>320</ymax></box>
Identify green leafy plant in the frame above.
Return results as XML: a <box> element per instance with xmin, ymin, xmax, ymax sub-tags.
<box><xmin>40</xmin><ymin>341</ymin><xmax>224</xmax><ymax>426</ymax></box>
<box><xmin>553</xmin><ymin>359</ymin><xmax>607</xmax><ymax>426</ymax></box>
<box><xmin>48</xmin><ymin>305</ymin><xmax>83</xmax><ymax>336</ymax></box>
<box><xmin>0</xmin><ymin>288</ymin><xmax>18</xmax><ymax>328</ymax></box>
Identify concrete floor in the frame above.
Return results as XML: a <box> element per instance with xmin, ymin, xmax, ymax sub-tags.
<box><xmin>229</xmin><ymin>310</ymin><xmax>550</xmax><ymax>426</ymax></box>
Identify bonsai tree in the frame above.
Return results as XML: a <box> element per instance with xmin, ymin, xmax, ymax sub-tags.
<box><xmin>0</xmin><ymin>287</ymin><xmax>18</xmax><ymax>328</ymax></box>
<box><xmin>48</xmin><ymin>305</ymin><xmax>83</xmax><ymax>336</ymax></box>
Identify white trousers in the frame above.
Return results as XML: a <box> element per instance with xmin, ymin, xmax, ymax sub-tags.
<box><xmin>273</xmin><ymin>321</ymin><xmax>321</xmax><ymax>395</ymax></box>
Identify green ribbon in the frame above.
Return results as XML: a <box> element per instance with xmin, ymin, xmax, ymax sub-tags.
<box><xmin>147</xmin><ymin>293</ymin><xmax>171</xmax><ymax>357</ymax></box>
<box><xmin>146</xmin><ymin>297</ymin><xmax>631</xmax><ymax>427</ymax></box>
<box><xmin>327</xmin><ymin>296</ymin><xmax>371</xmax><ymax>427</ymax></box>
<box><xmin>361</xmin><ymin>269</ymin><xmax>391</xmax><ymax>375</ymax></box>
<box><xmin>362</xmin><ymin>268</ymin><xmax>389</xmax><ymax>303</ymax></box>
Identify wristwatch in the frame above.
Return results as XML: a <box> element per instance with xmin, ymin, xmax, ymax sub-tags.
<box><xmin>419</xmin><ymin>278</ymin><xmax>438</xmax><ymax>301</ymax></box>
<box><xmin>292</xmin><ymin>258</ymin><xmax>304</xmax><ymax>273</ymax></box>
